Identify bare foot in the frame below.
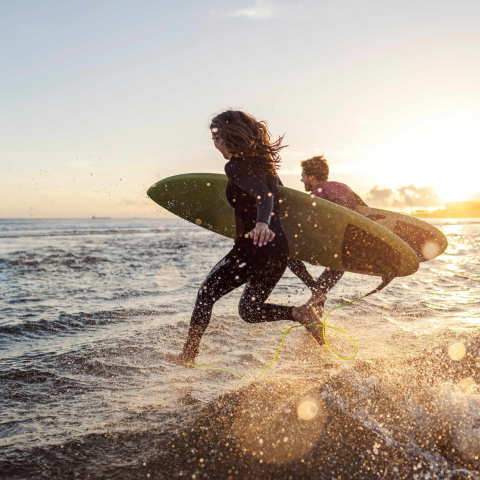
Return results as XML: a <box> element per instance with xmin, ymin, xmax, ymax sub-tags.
<box><xmin>165</xmin><ymin>352</ymin><xmax>195</xmax><ymax>367</ymax></box>
<box><xmin>292</xmin><ymin>305</ymin><xmax>325</xmax><ymax>346</ymax></box>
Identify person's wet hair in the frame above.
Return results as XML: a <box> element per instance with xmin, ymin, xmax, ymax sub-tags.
<box><xmin>210</xmin><ymin>110</ymin><xmax>287</xmax><ymax>174</ymax></box>
<box><xmin>301</xmin><ymin>155</ymin><xmax>329</xmax><ymax>182</ymax></box>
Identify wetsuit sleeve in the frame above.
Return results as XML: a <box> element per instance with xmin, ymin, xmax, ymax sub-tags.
<box><xmin>225</xmin><ymin>160</ymin><xmax>274</xmax><ymax>225</ymax></box>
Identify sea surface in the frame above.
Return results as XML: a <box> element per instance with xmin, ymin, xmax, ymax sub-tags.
<box><xmin>1</xmin><ymin>218</ymin><xmax>479</xmax><ymax>479</ymax></box>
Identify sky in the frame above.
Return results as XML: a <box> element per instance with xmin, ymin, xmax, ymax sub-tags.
<box><xmin>1</xmin><ymin>0</ymin><xmax>479</xmax><ymax>218</ymax></box>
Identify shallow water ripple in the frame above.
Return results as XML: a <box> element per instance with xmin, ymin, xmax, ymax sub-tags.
<box><xmin>0</xmin><ymin>218</ymin><xmax>479</xmax><ymax>479</ymax></box>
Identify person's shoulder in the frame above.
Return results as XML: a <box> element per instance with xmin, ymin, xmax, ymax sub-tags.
<box><xmin>225</xmin><ymin>157</ymin><xmax>251</xmax><ymax>177</ymax></box>
<box><xmin>311</xmin><ymin>181</ymin><xmax>328</xmax><ymax>197</ymax></box>
<box><xmin>326</xmin><ymin>180</ymin><xmax>350</xmax><ymax>187</ymax></box>
<box><xmin>224</xmin><ymin>158</ymin><xmax>234</xmax><ymax>172</ymax></box>
<box><xmin>224</xmin><ymin>157</ymin><xmax>239</xmax><ymax>172</ymax></box>
<box><xmin>326</xmin><ymin>181</ymin><xmax>353</xmax><ymax>192</ymax></box>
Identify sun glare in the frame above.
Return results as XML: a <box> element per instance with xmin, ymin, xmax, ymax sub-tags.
<box><xmin>362</xmin><ymin>110</ymin><xmax>480</xmax><ymax>203</ymax></box>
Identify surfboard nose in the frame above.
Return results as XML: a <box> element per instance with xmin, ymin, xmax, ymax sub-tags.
<box><xmin>147</xmin><ymin>180</ymin><xmax>169</xmax><ymax>206</ymax></box>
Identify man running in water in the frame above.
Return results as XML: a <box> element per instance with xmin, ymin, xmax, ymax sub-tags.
<box><xmin>287</xmin><ymin>155</ymin><xmax>361</xmax><ymax>312</ymax></box>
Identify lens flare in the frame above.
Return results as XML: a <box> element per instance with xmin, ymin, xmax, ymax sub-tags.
<box><xmin>297</xmin><ymin>400</ymin><xmax>318</xmax><ymax>421</ymax></box>
<box><xmin>155</xmin><ymin>265</ymin><xmax>183</xmax><ymax>291</ymax></box>
<box><xmin>448</xmin><ymin>342</ymin><xmax>466</xmax><ymax>361</ymax></box>
<box><xmin>232</xmin><ymin>389</ymin><xmax>325</xmax><ymax>464</ymax></box>
<box><xmin>422</xmin><ymin>241</ymin><xmax>443</xmax><ymax>260</ymax></box>
<box><xmin>457</xmin><ymin>377</ymin><xmax>477</xmax><ymax>394</ymax></box>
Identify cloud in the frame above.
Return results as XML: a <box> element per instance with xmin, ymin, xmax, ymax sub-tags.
<box><xmin>393</xmin><ymin>185</ymin><xmax>441</xmax><ymax>208</ymax></box>
<box><xmin>365</xmin><ymin>184</ymin><xmax>442</xmax><ymax>208</ymax></box>
<box><xmin>213</xmin><ymin>0</ymin><xmax>367</xmax><ymax>21</ymax></box>
<box><xmin>365</xmin><ymin>185</ymin><xmax>394</xmax><ymax>207</ymax></box>
<box><xmin>229</xmin><ymin>0</ymin><xmax>275</xmax><ymax>19</ymax></box>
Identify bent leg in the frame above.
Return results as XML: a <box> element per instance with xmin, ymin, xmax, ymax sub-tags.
<box><xmin>238</xmin><ymin>259</ymin><xmax>325</xmax><ymax>346</ymax></box>
<box><xmin>238</xmin><ymin>252</ymin><xmax>294</xmax><ymax>323</ymax></box>
<box><xmin>314</xmin><ymin>267</ymin><xmax>344</xmax><ymax>295</ymax></box>
<box><xmin>287</xmin><ymin>258</ymin><xmax>317</xmax><ymax>291</ymax></box>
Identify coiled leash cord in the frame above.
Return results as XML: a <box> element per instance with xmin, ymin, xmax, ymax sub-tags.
<box><xmin>187</xmin><ymin>275</ymin><xmax>395</xmax><ymax>384</ymax></box>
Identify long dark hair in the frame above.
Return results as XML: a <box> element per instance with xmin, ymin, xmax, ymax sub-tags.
<box><xmin>210</xmin><ymin>110</ymin><xmax>287</xmax><ymax>174</ymax></box>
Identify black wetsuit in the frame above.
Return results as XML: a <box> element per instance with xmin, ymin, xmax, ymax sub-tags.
<box><xmin>183</xmin><ymin>157</ymin><xmax>294</xmax><ymax>359</ymax></box>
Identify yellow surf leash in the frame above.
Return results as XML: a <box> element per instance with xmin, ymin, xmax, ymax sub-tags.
<box><xmin>187</xmin><ymin>295</ymin><xmax>368</xmax><ymax>384</ymax></box>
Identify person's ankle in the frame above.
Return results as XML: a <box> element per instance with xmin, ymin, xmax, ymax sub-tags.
<box><xmin>180</xmin><ymin>348</ymin><xmax>195</xmax><ymax>364</ymax></box>
<box><xmin>293</xmin><ymin>305</ymin><xmax>316</xmax><ymax>324</ymax></box>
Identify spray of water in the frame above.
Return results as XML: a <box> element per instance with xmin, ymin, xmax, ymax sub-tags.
<box><xmin>187</xmin><ymin>295</ymin><xmax>366</xmax><ymax>383</ymax></box>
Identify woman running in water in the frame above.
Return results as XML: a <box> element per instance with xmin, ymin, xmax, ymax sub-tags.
<box><xmin>167</xmin><ymin>110</ymin><xmax>324</xmax><ymax>366</ymax></box>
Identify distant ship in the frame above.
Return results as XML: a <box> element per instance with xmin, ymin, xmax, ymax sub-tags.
<box><xmin>91</xmin><ymin>216</ymin><xmax>111</xmax><ymax>219</ymax></box>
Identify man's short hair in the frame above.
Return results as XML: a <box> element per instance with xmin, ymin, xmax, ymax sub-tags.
<box><xmin>301</xmin><ymin>156</ymin><xmax>329</xmax><ymax>182</ymax></box>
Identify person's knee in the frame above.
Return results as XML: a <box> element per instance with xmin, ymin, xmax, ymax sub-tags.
<box><xmin>196</xmin><ymin>285</ymin><xmax>217</xmax><ymax>308</ymax></box>
<box><xmin>239</xmin><ymin>298</ymin><xmax>266</xmax><ymax>323</ymax></box>
<box><xmin>238</xmin><ymin>299</ymin><xmax>257</xmax><ymax>323</ymax></box>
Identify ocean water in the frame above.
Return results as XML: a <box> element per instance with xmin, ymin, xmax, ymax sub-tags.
<box><xmin>0</xmin><ymin>218</ymin><xmax>479</xmax><ymax>480</ymax></box>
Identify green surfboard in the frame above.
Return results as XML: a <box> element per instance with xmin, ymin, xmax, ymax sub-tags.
<box><xmin>147</xmin><ymin>173</ymin><xmax>419</xmax><ymax>278</ymax></box>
